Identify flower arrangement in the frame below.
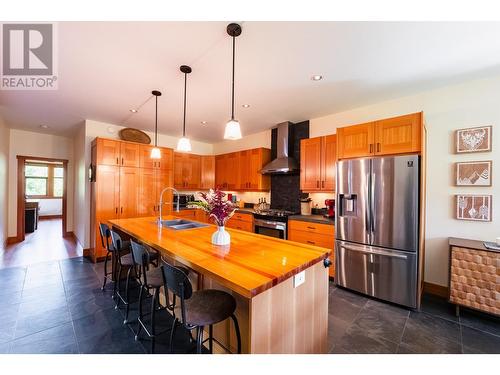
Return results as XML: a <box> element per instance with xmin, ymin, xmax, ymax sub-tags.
<box><xmin>189</xmin><ymin>188</ymin><xmax>236</xmax><ymax>227</ymax></box>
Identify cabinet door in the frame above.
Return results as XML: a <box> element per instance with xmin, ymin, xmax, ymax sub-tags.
<box><xmin>321</xmin><ymin>135</ymin><xmax>337</xmax><ymax>192</ymax></box>
<box><xmin>337</xmin><ymin>122</ymin><xmax>375</xmax><ymax>159</ymax></box>
<box><xmin>120</xmin><ymin>142</ymin><xmax>140</xmax><ymax>167</ymax></box>
<box><xmin>215</xmin><ymin>155</ymin><xmax>227</xmax><ymax>189</ymax></box>
<box><xmin>374</xmin><ymin>113</ymin><xmax>422</xmax><ymax>155</ymax></box>
<box><xmin>155</xmin><ymin>169</ymin><xmax>172</xmax><ymax>218</ymax></box>
<box><xmin>300</xmin><ymin>137</ymin><xmax>322</xmax><ymax>191</ymax></box>
<box><xmin>138</xmin><ymin>168</ymin><xmax>156</xmax><ymax>217</ymax></box>
<box><xmin>185</xmin><ymin>155</ymin><xmax>201</xmax><ymax>190</ymax></box>
<box><xmin>159</xmin><ymin>147</ymin><xmax>174</xmax><ymax>170</ymax></box>
<box><xmin>139</xmin><ymin>145</ymin><xmax>156</xmax><ymax>169</ymax></box>
<box><xmin>248</xmin><ymin>148</ymin><xmax>270</xmax><ymax>191</ymax></box>
<box><xmin>225</xmin><ymin>153</ymin><xmax>240</xmax><ymax>190</ymax></box>
<box><xmin>96</xmin><ymin>139</ymin><xmax>120</xmax><ymax>166</ymax></box>
<box><xmin>173</xmin><ymin>153</ymin><xmax>185</xmax><ymax>189</ymax></box>
<box><xmin>94</xmin><ymin>165</ymin><xmax>120</xmax><ymax>257</ymax></box>
<box><xmin>238</xmin><ymin>150</ymin><xmax>250</xmax><ymax>190</ymax></box>
<box><xmin>200</xmin><ymin>155</ymin><xmax>215</xmax><ymax>190</ymax></box>
<box><xmin>119</xmin><ymin>167</ymin><xmax>140</xmax><ymax>218</ymax></box>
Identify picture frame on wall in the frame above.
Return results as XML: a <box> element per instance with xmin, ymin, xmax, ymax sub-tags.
<box><xmin>455</xmin><ymin>160</ymin><xmax>492</xmax><ymax>187</ymax></box>
<box><xmin>455</xmin><ymin>125</ymin><xmax>492</xmax><ymax>153</ymax></box>
<box><xmin>455</xmin><ymin>194</ymin><xmax>492</xmax><ymax>222</ymax></box>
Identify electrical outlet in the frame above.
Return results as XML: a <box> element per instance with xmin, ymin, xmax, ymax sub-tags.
<box><xmin>294</xmin><ymin>271</ymin><xmax>305</xmax><ymax>288</ymax></box>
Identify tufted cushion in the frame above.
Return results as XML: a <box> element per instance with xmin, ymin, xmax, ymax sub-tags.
<box><xmin>119</xmin><ymin>253</ymin><xmax>134</xmax><ymax>267</ymax></box>
<box><xmin>184</xmin><ymin>289</ymin><xmax>236</xmax><ymax>326</ymax></box>
<box><xmin>144</xmin><ymin>267</ymin><xmax>164</xmax><ymax>288</ymax></box>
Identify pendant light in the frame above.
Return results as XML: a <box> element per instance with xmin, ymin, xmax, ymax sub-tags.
<box><xmin>176</xmin><ymin>65</ymin><xmax>192</xmax><ymax>152</ymax></box>
<box><xmin>224</xmin><ymin>23</ymin><xmax>242</xmax><ymax>140</ymax></box>
<box><xmin>150</xmin><ymin>90</ymin><xmax>162</xmax><ymax>159</ymax></box>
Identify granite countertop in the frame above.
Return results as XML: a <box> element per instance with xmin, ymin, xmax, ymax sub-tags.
<box><xmin>235</xmin><ymin>208</ymin><xmax>256</xmax><ymax>214</ymax></box>
<box><xmin>289</xmin><ymin>214</ymin><xmax>335</xmax><ymax>225</ymax></box>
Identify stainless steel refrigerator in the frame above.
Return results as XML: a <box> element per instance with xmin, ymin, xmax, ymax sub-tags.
<box><xmin>335</xmin><ymin>155</ymin><xmax>420</xmax><ymax>308</ymax></box>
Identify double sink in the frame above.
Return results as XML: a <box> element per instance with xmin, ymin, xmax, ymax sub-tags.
<box><xmin>159</xmin><ymin>219</ymin><xmax>209</xmax><ymax>231</ymax></box>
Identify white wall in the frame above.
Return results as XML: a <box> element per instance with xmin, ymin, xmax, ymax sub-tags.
<box><xmin>0</xmin><ymin>116</ymin><xmax>9</xmax><ymax>249</ymax></box>
<box><xmin>213</xmin><ymin>130</ymin><xmax>270</xmax><ymax>155</ymax></box>
<box><xmin>7</xmin><ymin>129</ymin><xmax>74</xmax><ymax>237</ymax></box>
<box><xmin>211</xmin><ymin>74</ymin><xmax>500</xmax><ymax>287</ymax></box>
<box><xmin>26</xmin><ymin>199</ymin><xmax>63</xmax><ymax>216</ymax></box>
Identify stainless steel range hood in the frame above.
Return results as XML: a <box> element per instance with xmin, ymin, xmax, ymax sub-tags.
<box><xmin>260</xmin><ymin>122</ymin><xmax>299</xmax><ymax>174</ymax></box>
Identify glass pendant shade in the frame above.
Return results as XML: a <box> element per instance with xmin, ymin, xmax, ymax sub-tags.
<box><xmin>224</xmin><ymin>119</ymin><xmax>242</xmax><ymax>140</ymax></box>
<box><xmin>150</xmin><ymin>147</ymin><xmax>161</xmax><ymax>159</ymax></box>
<box><xmin>176</xmin><ymin>137</ymin><xmax>192</xmax><ymax>152</ymax></box>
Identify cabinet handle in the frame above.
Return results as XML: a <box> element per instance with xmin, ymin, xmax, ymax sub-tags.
<box><xmin>377</xmin><ymin>143</ymin><xmax>381</xmax><ymax>153</ymax></box>
<box><xmin>115</xmin><ymin>207</ymin><xmax>118</xmax><ymax>214</ymax></box>
<box><xmin>322</xmin><ymin>181</ymin><xmax>325</xmax><ymax>188</ymax></box>
<box><xmin>307</xmin><ymin>240</ymin><xmax>315</xmax><ymax>245</ymax></box>
<box><xmin>121</xmin><ymin>157</ymin><xmax>124</xmax><ymax>165</ymax></box>
<box><xmin>120</xmin><ymin>207</ymin><xmax>123</xmax><ymax>214</ymax></box>
<box><xmin>369</xmin><ymin>144</ymin><xmax>373</xmax><ymax>153</ymax></box>
<box><xmin>158</xmin><ymin>162</ymin><xmax>160</xmax><ymax>168</ymax></box>
<box><xmin>316</xmin><ymin>181</ymin><xmax>319</xmax><ymax>188</ymax></box>
<box><xmin>116</xmin><ymin>157</ymin><xmax>119</xmax><ymax>165</ymax></box>
<box><xmin>307</xmin><ymin>226</ymin><xmax>316</xmax><ymax>230</ymax></box>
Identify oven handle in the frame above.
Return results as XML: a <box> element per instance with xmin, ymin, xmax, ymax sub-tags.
<box><xmin>254</xmin><ymin>219</ymin><xmax>287</xmax><ymax>231</ymax></box>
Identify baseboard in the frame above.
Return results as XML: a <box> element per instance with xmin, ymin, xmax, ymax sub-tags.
<box><xmin>39</xmin><ymin>215</ymin><xmax>63</xmax><ymax>220</ymax></box>
<box><xmin>423</xmin><ymin>282</ymin><xmax>449</xmax><ymax>299</ymax></box>
<box><xmin>6</xmin><ymin>236</ymin><xmax>20</xmax><ymax>245</ymax></box>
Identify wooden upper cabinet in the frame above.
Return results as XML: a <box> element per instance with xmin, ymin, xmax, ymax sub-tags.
<box><xmin>238</xmin><ymin>150</ymin><xmax>251</xmax><ymax>190</ymax></box>
<box><xmin>96</xmin><ymin>138</ymin><xmax>121</xmax><ymax>166</ymax></box>
<box><xmin>139</xmin><ymin>145</ymin><xmax>156</xmax><ymax>169</ymax></box>
<box><xmin>225</xmin><ymin>152</ymin><xmax>240</xmax><ymax>190</ymax></box>
<box><xmin>300</xmin><ymin>137</ymin><xmax>322</xmax><ymax>191</ymax></box>
<box><xmin>174</xmin><ymin>153</ymin><xmax>201</xmax><ymax>190</ymax></box>
<box><xmin>120</xmin><ymin>142</ymin><xmax>140</xmax><ymax>167</ymax></box>
<box><xmin>215</xmin><ymin>155</ymin><xmax>227</xmax><ymax>189</ymax></box>
<box><xmin>321</xmin><ymin>135</ymin><xmax>337</xmax><ymax>192</ymax></box>
<box><xmin>200</xmin><ymin>155</ymin><xmax>215</xmax><ymax>190</ymax></box>
<box><xmin>374</xmin><ymin>112</ymin><xmax>422</xmax><ymax>155</ymax></box>
<box><xmin>159</xmin><ymin>147</ymin><xmax>173</xmax><ymax>170</ymax></box>
<box><xmin>248</xmin><ymin>148</ymin><xmax>270</xmax><ymax>191</ymax></box>
<box><xmin>119</xmin><ymin>166</ymin><xmax>140</xmax><ymax>218</ymax></box>
<box><xmin>337</xmin><ymin>122</ymin><xmax>375</xmax><ymax>159</ymax></box>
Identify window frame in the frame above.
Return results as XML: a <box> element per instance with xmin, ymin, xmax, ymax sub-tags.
<box><xmin>25</xmin><ymin>162</ymin><xmax>64</xmax><ymax>199</ymax></box>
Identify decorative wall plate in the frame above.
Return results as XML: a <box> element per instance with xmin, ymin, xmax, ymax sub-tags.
<box><xmin>119</xmin><ymin>128</ymin><xmax>151</xmax><ymax>144</ymax></box>
<box><xmin>455</xmin><ymin>194</ymin><xmax>492</xmax><ymax>221</ymax></box>
<box><xmin>455</xmin><ymin>160</ymin><xmax>492</xmax><ymax>186</ymax></box>
<box><xmin>455</xmin><ymin>125</ymin><xmax>492</xmax><ymax>153</ymax></box>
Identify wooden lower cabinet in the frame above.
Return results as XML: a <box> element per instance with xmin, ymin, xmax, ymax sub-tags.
<box><xmin>288</xmin><ymin>220</ymin><xmax>335</xmax><ymax>278</ymax></box>
<box><xmin>226</xmin><ymin>212</ymin><xmax>254</xmax><ymax>232</ymax></box>
<box><xmin>173</xmin><ymin>209</ymin><xmax>197</xmax><ymax>220</ymax></box>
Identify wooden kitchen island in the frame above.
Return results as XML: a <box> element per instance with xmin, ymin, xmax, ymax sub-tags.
<box><xmin>109</xmin><ymin>216</ymin><xmax>330</xmax><ymax>354</ymax></box>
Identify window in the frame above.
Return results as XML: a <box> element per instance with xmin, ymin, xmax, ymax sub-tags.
<box><xmin>25</xmin><ymin>163</ymin><xmax>64</xmax><ymax>198</ymax></box>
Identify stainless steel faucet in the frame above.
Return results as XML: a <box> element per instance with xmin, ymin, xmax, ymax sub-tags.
<box><xmin>158</xmin><ymin>187</ymin><xmax>180</xmax><ymax>224</ymax></box>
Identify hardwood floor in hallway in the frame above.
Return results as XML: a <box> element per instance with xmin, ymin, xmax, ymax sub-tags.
<box><xmin>1</xmin><ymin>219</ymin><xmax>82</xmax><ymax>269</ymax></box>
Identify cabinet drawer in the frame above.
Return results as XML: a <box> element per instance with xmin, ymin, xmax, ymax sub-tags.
<box><xmin>288</xmin><ymin>230</ymin><xmax>334</xmax><ymax>248</ymax></box>
<box><xmin>288</xmin><ymin>220</ymin><xmax>333</xmax><ymax>236</ymax></box>
<box><xmin>232</xmin><ymin>212</ymin><xmax>253</xmax><ymax>223</ymax></box>
<box><xmin>226</xmin><ymin>219</ymin><xmax>253</xmax><ymax>232</ymax></box>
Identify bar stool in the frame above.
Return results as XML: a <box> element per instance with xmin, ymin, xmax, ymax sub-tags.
<box><xmin>131</xmin><ymin>240</ymin><xmax>190</xmax><ymax>353</ymax></box>
<box><xmin>162</xmin><ymin>263</ymin><xmax>242</xmax><ymax>354</ymax></box>
<box><xmin>98</xmin><ymin>222</ymin><xmax>127</xmax><ymax>294</ymax></box>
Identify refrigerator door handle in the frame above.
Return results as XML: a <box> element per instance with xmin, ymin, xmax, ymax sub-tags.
<box><xmin>338</xmin><ymin>242</ymin><xmax>409</xmax><ymax>260</ymax></box>
<box><xmin>370</xmin><ymin>172</ymin><xmax>376</xmax><ymax>235</ymax></box>
<box><xmin>365</xmin><ymin>173</ymin><xmax>371</xmax><ymax>242</ymax></box>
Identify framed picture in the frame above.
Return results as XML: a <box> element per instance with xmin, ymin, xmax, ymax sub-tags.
<box><xmin>455</xmin><ymin>125</ymin><xmax>492</xmax><ymax>153</ymax></box>
<box><xmin>455</xmin><ymin>160</ymin><xmax>492</xmax><ymax>186</ymax></box>
<box><xmin>455</xmin><ymin>194</ymin><xmax>492</xmax><ymax>222</ymax></box>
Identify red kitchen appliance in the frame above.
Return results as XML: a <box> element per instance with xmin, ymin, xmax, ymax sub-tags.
<box><xmin>325</xmin><ymin>199</ymin><xmax>335</xmax><ymax>219</ymax></box>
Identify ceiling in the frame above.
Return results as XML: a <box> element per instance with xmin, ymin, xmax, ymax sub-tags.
<box><xmin>2</xmin><ymin>21</ymin><xmax>500</xmax><ymax>142</ymax></box>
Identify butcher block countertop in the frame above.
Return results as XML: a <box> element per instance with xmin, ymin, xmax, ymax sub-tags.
<box><xmin>109</xmin><ymin>216</ymin><xmax>330</xmax><ymax>299</ymax></box>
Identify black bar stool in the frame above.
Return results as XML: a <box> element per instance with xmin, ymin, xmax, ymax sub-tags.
<box><xmin>131</xmin><ymin>240</ymin><xmax>191</xmax><ymax>353</ymax></box>
<box><xmin>162</xmin><ymin>263</ymin><xmax>242</xmax><ymax>354</ymax></box>
<box><xmin>98</xmin><ymin>222</ymin><xmax>126</xmax><ymax>295</ymax></box>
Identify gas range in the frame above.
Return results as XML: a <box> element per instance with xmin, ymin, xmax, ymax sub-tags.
<box><xmin>253</xmin><ymin>209</ymin><xmax>297</xmax><ymax>222</ymax></box>
<box><xmin>253</xmin><ymin>209</ymin><xmax>298</xmax><ymax>240</ymax></box>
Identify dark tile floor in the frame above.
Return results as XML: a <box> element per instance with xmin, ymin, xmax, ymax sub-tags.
<box><xmin>0</xmin><ymin>257</ymin><xmax>499</xmax><ymax>354</ymax></box>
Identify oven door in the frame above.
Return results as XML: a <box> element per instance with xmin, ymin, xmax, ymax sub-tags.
<box><xmin>254</xmin><ymin>219</ymin><xmax>287</xmax><ymax>240</ymax></box>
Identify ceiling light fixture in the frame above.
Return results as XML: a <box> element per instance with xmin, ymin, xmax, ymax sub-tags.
<box><xmin>224</xmin><ymin>23</ymin><xmax>243</xmax><ymax>140</ymax></box>
<box><xmin>150</xmin><ymin>90</ymin><xmax>162</xmax><ymax>159</ymax></box>
<box><xmin>242</xmin><ymin>104</ymin><xmax>250</xmax><ymax>108</ymax></box>
<box><xmin>39</xmin><ymin>124</ymin><xmax>49</xmax><ymax>129</ymax></box>
<box><xmin>176</xmin><ymin>65</ymin><xmax>192</xmax><ymax>153</ymax></box>
<box><xmin>201</xmin><ymin>121</ymin><xmax>207</xmax><ymax>125</ymax></box>
<box><xmin>129</xmin><ymin>109</ymin><xmax>138</xmax><ymax>113</ymax></box>
<box><xmin>311</xmin><ymin>75</ymin><xmax>323</xmax><ymax>81</ymax></box>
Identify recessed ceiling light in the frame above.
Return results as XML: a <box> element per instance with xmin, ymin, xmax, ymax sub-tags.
<box><xmin>40</xmin><ymin>124</ymin><xmax>49</xmax><ymax>129</ymax></box>
<box><xmin>201</xmin><ymin>121</ymin><xmax>207</xmax><ymax>125</ymax></box>
<box><xmin>242</xmin><ymin>104</ymin><xmax>250</xmax><ymax>108</ymax></box>
<box><xmin>311</xmin><ymin>75</ymin><xmax>323</xmax><ymax>81</ymax></box>
<box><xmin>129</xmin><ymin>109</ymin><xmax>138</xmax><ymax>113</ymax></box>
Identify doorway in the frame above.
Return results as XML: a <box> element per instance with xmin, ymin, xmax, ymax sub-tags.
<box><xmin>16</xmin><ymin>156</ymin><xmax>69</xmax><ymax>242</ymax></box>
